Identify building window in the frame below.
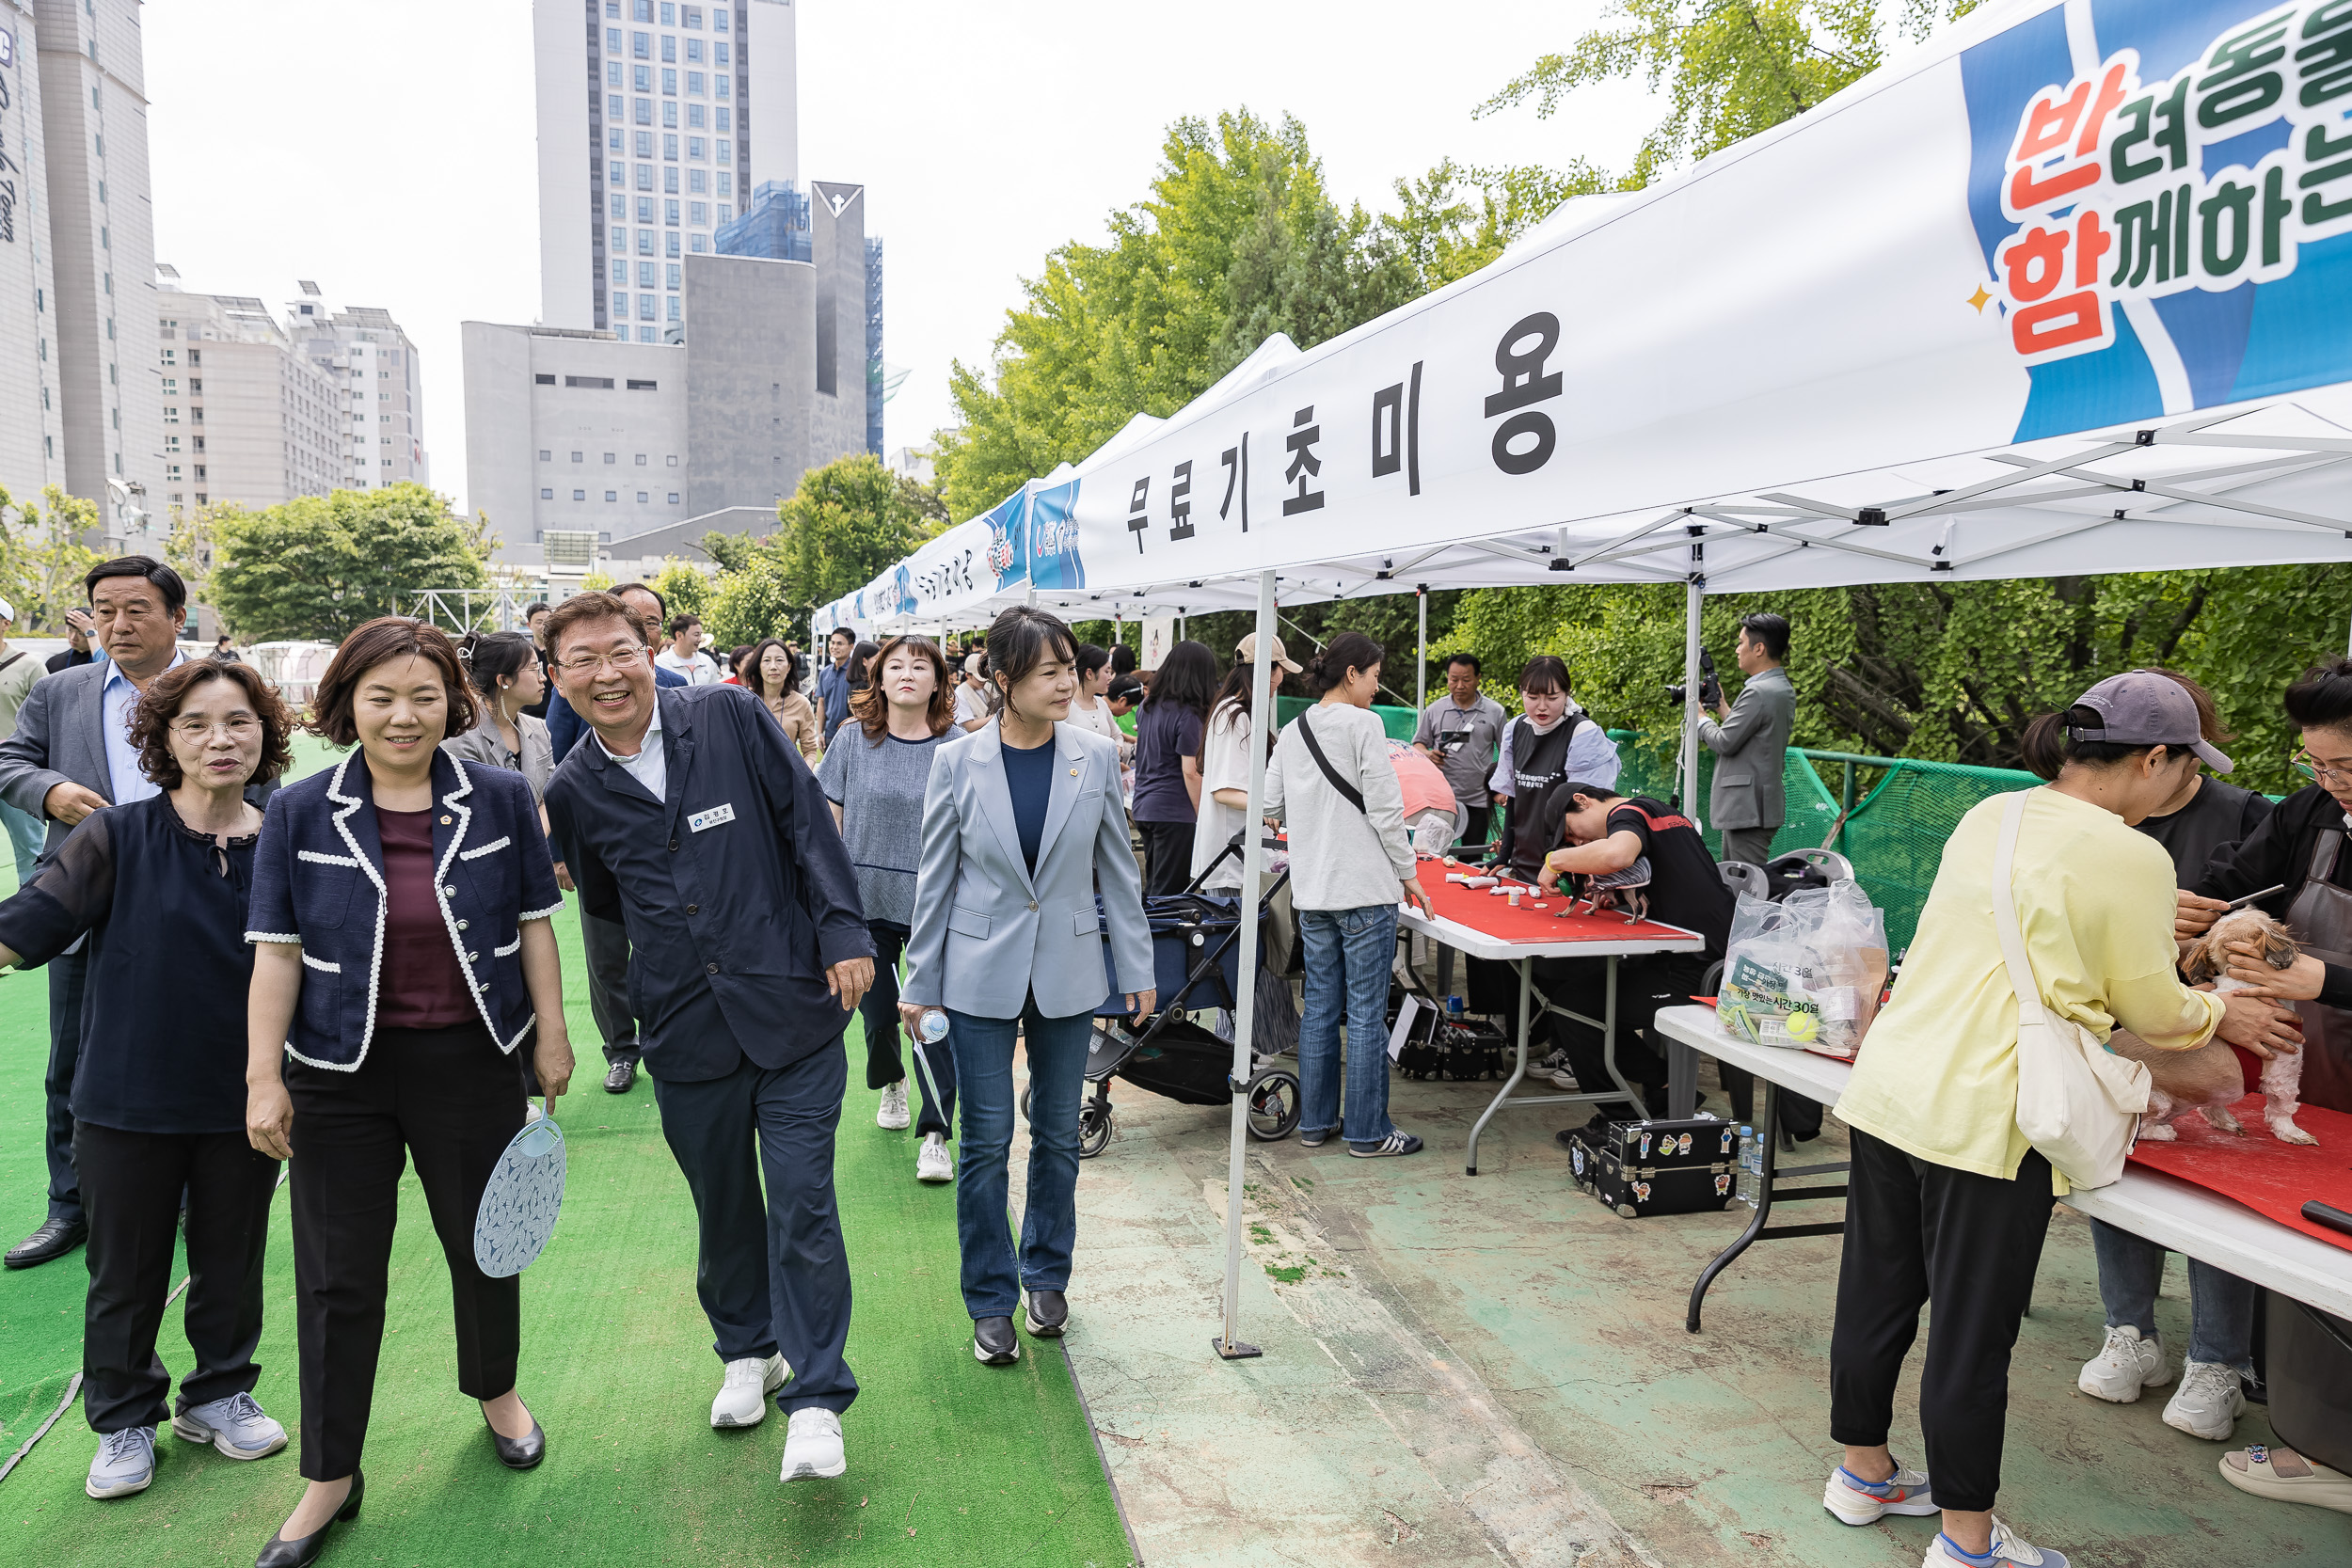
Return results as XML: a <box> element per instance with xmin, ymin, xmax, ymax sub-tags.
<box><xmin>541</xmin><ymin>488</ymin><xmax>555</xmax><ymax>500</ymax></box>
<box><xmin>665</xmin><ymin>196</ymin><xmax>680</xmax><ymax>221</ymax></box>
<box><xmin>663</xmin><ymin>134</ymin><xmax>678</xmax><ymax>163</ymax></box>
<box><xmin>638</xmin><ymin>260</ymin><xmax>656</xmax><ymax>287</ymax></box>
<box><xmin>662</xmin><ymin>65</ymin><xmax>675</xmax><ymax>91</ymax></box>
<box><xmin>628</xmin><ymin>379</ymin><xmax>659</xmax><ymax>391</ymax></box>
<box><xmin>691</xmin><ymin>232</ymin><xmax>707</xmax><ymax>253</ymax></box>
<box><xmin>565</xmin><ymin>374</ymin><xmax>616</xmax><ymax>389</ymax></box>
<box><xmin>668</xmin><ymin>492</ymin><xmax>680</xmax><ymax>504</ymax></box>
<box><xmin>716</xmin><ymin>138</ymin><xmax>731</xmax><ymax>164</ymax></box>
<box><xmin>716</xmin><ymin>106</ymin><xmax>730</xmax><ymax>132</ymax></box>
<box><xmin>612</xmin><ymin>256</ymin><xmax>628</xmax><ymax>283</ymax></box>
<box><xmin>688</xmin><ymin>146</ymin><xmax>705</xmax><ymax>171</ymax></box>
<box><xmin>574</xmin><ymin>489</ymin><xmax>588</xmax><ymax>500</ymax></box>
<box><xmin>688</xmin><ymin>103</ymin><xmax>706</xmax><ymax>130</ymax></box>
<box><xmin>611</xmin><ymin>194</ymin><xmax>627</xmax><ymax>221</ymax></box>
<box><xmin>606</xmin><ymin>60</ymin><xmax>622</xmax><ymax>87</ymax></box>
<box><xmin>667</xmin><ymin>295</ymin><xmax>681</xmax><ymax>322</ymax></box>
<box><xmin>714</xmin><ymin>6</ymin><xmax>726</xmax><ymax>29</ymax></box>
<box><xmin>164</xmin><ymin>405</ymin><xmax>178</xmax><ymax>423</ymax></box>
<box><xmin>633</xmin><ymin>0</ymin><xmax>650</xmax><ymax>17</ymax></box>
<box><xmin>717</xmin><ymin>203</ymin><xmax>733</xmax><ymax>225</ymax></box>
<box><xmin>534</xmin><ymin>372</ymin><xmax>555</xmax><ymax>385</ymax></box>
<box><xmin>639</xmin><ymin>294</ymin><xmax>657</xmax><ymax>321</ymax></box>
<box><xmin>665</xmin><ymin>231</ymin><xmax>680</xmax><ymax>258</ymax></box>
<box><xmin>662</xmin><ymin>101</ymin><xmax>678</xmax><ymax>128</ymax></box>
<box><xmin>689</xmin><ymin>200</ymin><xmax>707</xmax><ymax>225</ymax></box>
<box><xmin>635</xmin><ymin>325</ymin><xmax>655</xmax><ymax>342</ymax></box>
<box><xmin>633</xmin><ymin>63</ymin><xmax>650</xmax><ymax>91</ymax></box>
<box><xmin>687</xmin><ymin>70</ymin><xmax>703</xmax><ymax>95</ymax></box>
<box><xmin>685</xmin><ymin>6</ymin><xmax>702</xmax><ymax>29</ymax></box>
<box><xmin>606</xmin><ymin>491</ymin><xmax>619</xmax><ymax>502</ymax></box>
<box><xmin>660</xmin><ymin>4</ymin><xmax>675</xmax><ymax>32</ymax></box>
<box><xmin>638</xmin><ymin>230</ymin><xmax>656</xmax><ymax>255</ymax></box>
<box><xmin>637</xmin><ymin>491</ymin><xmax>650</xmax><ymax>503</ymax></box>
<box><xmin>572</xmin><ymin>451</ymin><xmax>585</xmax><ymax>461</ymax></box>
<box><xmin>539</xmin><ymin>450</ymin><xmax>552</xmax><ymax>461</ymax></box>
<box><xmin>632</xmin><ymin>29</ymin><xmax>649</xmax><ymax>57</ymax></box>
<box><xmin>665</xmin><ymin>262</ymin><xmax>681</xmax><ymax>289</ymax></box>
<box><xmin>715</xmin><ymin>73</ymin><xmax>729</xmax><ymax>100</ymax></box>
<box><xmin>634</xmin><ymin>97</ymin><xmax>652</xmax><ymax>125</ymax></box>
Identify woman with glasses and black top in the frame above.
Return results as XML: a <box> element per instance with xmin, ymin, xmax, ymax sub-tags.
<box><xmin>243</xmin><ymin>617</ymin><xmax>571</xmax><ymax>1568</ymax></box>
<box><xmin>0</xmin><ymin>660</ymin><xmax>296</xmax><ymax>1503</ymax></box>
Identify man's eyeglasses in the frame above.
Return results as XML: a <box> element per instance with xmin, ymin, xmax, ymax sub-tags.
<box><xmin>169</xmin><ymin>717</ymin><xmax>260</xmax><ymax>740</ymax></box>
<box><xmin>2293</xmin><ymin>749</ymin><xmax>2352</xmax><ymax>784</ymax></box>
<box><xmin>555</xmin><ymin>647</ymin><xmax>651</xmax><ymax>677</ymax></box>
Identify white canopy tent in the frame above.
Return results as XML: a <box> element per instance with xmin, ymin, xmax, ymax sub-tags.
<box><xmin>821</xmin><ymin>0</ymin><xmax>2352</xmax><ymax>1355</ymax></box>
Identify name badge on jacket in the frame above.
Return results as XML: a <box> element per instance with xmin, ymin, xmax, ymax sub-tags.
<box><xmin>688</xmin><ymin>802</ymin><xmax>736</xmax><ymax>832</ymax></box>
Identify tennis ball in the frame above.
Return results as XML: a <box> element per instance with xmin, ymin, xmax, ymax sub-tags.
<box><xmin>1785</xmin><ymin>1010</ymin><xmax>1820</xmax><ymax>1043</ymax></box>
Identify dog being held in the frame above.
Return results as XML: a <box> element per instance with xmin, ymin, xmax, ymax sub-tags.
<box><xmin>2106</xmin><ymin>908</ymin><xmax>2316</xmax><ymax>1146</ymax></box>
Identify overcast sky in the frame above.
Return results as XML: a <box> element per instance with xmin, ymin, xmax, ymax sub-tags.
<box><xmin>145</xmin><ymin>0</ymin><xmax>1661</xmax><ymax>518</ymax></box>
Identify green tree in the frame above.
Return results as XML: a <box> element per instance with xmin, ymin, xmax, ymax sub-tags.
<box><xmin>648</xmin><ymin>558</ymin><xmax>713</xmax><ymax>626</ymax></box>
<box><xmin>209</xmin><ymin>483</ymin><xmax>490</xmax><ymax>641</ymax></box>
<box><xmin>777</xmin><ymin>451</ymin><xmax>930</xmax><ymax>609</ymax></box>
<box><xmin>704</xmin><ymin>554</ymin><xmax>800</xmax><ymax>652</ymax></box>
<box><xmin>0</xmin><ymin>485</ymin><xmax>103</xmax><ymax>632</ymax></box>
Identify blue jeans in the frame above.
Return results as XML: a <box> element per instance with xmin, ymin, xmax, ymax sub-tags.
<box><xmin>2090</xmin><ymin>1217</ymin><xmax>2256</xmax><ymax>1369</ymax></box>
<box><xmin>1297</xmin><ymin>904</ymin><xmax>1399</xmax><ymax>1146</ymax></box>
<box><xmin>948</xmin><ymin>998</ymin><xmax>1093</xmax><ymax>1321</ymax></box>
<box><xmin>0</xmin><ymin>799</ymin><xmax>42</xmax><ymax>892</ymax></box>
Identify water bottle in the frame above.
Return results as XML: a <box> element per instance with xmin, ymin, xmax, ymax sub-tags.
<box><xmin>1735</xmin><ymin>1125</ymin><xmax>1760</xmax><ymax>1208</ymax></box>
<box><xmin>914</xmin><ymin>1007</ymin><xmax>949</xmax><ymax>1045</ymax></box>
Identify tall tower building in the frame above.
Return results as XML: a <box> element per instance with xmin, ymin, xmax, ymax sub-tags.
<box><xmin>285</xmin><ymin>286</ymin><xmax>428</xmax><ymax>493</ymax></box>
<box><xmin>15</xmin><ymin>0</ymin><xmax>162</xmax><ymax>549</ymax></box>
<box><xmin>534</xmin><ymin>0</ymin><xmax>799</xmax><ymax>338</ymax></box>
<box><xmin>0</xmin><ymin>1</ymin><xmax>69</xmax><ymax>510</ymax></box>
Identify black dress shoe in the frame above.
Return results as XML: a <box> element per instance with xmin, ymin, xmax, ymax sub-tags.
<box><xmin>973</xmin><ymin>1316</ymin><xmax>1020</xmax><ymax>1365</ymax></box>
<box><xmin>6</xmin><ymin>1215</ymin><xmax>87</xmax><ymax>1269</ymax></box>
<box><xmin>1025</xmin><ymin>1290</ymin><xmax>1068</xmax><ymax>1338</ymax></box>
<box><xmin>255</xmin><ymin>1470</ymin><xmax>362</xmax><ymax>1568</ymax></box>
<box><xmin>486</xmin><ymin>1416</ymin><xmax>546</xmax><ymax>1470</ymax></box>
<box><xmin>603</xmin><ymin>1059</ymin><xmax>637</xmax><ymax>1093</ymax></box>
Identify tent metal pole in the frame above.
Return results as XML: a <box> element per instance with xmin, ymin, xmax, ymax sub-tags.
<box><xmin>1416</xmin><ymin>584</ymin><xmax>1428</xmax><ymax>713</ymax></box>
<box><xmin>1683</xmin><ymin>544</ymin><xmax>1705</xmax><ymax>830</ymax></box>
<box><xmin>1215</xmin><ymin>568</ymin><xmax>1276</xmax><ymax>1362</ymax></box>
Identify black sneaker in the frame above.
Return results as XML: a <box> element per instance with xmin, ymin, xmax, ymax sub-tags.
<box><xmin>1025</xmin><ymin>1290</ymin><xmax>1068</xmax><ymax>1338</ymax></box>
<box><xmin>973</xmin><ymin>1316</ymin><xmax>1020</xmax><ymax>1365</ymax></box>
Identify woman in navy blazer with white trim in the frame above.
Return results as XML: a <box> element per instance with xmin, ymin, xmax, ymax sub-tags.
<box><xmin>243</xmin><ymin>619</ymin><xmax>571</xmax><ymax>1568</ymax></box>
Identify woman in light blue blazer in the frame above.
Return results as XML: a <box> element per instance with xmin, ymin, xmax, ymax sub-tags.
<box><xmin>900</xmin><ymin>607</ymin><xmax>1154</xmax><ymax>1368</ymax></box>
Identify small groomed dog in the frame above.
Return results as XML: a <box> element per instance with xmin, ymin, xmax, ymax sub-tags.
<box><xmin>1559</xmin><ymin>857</ymin><xmax>1653</xmax><ymax>926</ymax></box>
<box><xmin>2106</xmin><ymin>908</ymin><xmax>2317</xmax><ymax>1146</ymax></box>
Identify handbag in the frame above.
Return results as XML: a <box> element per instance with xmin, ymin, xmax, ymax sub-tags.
<box><xmin>1989</xmin><ymin>790</ymin><xmax>2151</xmax><ymax>1190</ymax></box>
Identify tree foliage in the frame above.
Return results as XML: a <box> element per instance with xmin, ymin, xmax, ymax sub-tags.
<box><xmin>0</xmin><ymin>485</ymin><xmax>102</xmax><ymax>632</ymax></box>
<box><xmin>703</xmin><ymin>554</ymin><xmax>799</xmax><ymax>653</ymax></box>
<box><xmin>647</xmin><ymin>559</ymin><xmax>712</xmax><ymax>626</ymax></box>
<box><xmin>209</xmin><ymin>483</ymin><xmax>490</xmax><ymax>642</ymax></box>
<box><xmin>777</xmin><ymin>451</ymin><xmax>934</xmax><ymax>610</ymax></box>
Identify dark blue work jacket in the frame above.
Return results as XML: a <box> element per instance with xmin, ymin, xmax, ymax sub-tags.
<box><xmin>246</xmin><ymin>749</ymin><xmax>563</xmax><ymax>1070</ymax></box>
<box><xmin>544</xmin><ymin>684</ymin><xmax>872</xmax><ymax>1083</ymax></box>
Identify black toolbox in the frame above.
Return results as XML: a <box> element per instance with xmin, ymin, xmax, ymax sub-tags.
<box><xmin>1566</xmin><ymin>1116</ymin><xmax>1739</xmax><ymax>1218</ymax></box>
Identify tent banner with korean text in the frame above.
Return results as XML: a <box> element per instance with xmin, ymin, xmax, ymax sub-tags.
<box><xmin>901</xmin><ymin>0</ymin><xmax>2352</xmax><ymax>608</ymax></box>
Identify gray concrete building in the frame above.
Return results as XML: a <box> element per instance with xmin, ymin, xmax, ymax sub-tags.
<box><xmin>153</xmin><ymin>274</ymin><xmax>342</xmax><ymax>513</ymax></box>
<box><xmin>463</xmin><ymin>182</ymin><xmax>871</xmax><ymax>565</ymax></box>
<box><xmin>535</xmin><ymin>0</ymin><xmax>799</xmax><ymax>339</ymax></box>
<box><xmin>0</xmin><ymin>0</ymin><xmax>163</xmax><ymax>550</ymax></box>
<box><xmin>284</xmin><ymin>288</ymin><xmax>428</xmax><ymax>493</ymax></box>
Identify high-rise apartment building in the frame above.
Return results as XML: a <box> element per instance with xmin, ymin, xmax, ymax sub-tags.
<box><xmin>0</xmin><ymin>0</ymin><xmax>162</xmax><ymax>549</ymax></box>
<box><xmin>153</xmin><ymin>270</ymin><xmax>342</xmax><ymax>513</ymax></box>
<box><xmin>535</xmin><ymin>0</ymin><xmax>798</xmax><ymax>338</ymax></box>
<box><xmin>284</xmin><ymin>287</ymin><xmax>428</xmax><ymax>493</ymax></box>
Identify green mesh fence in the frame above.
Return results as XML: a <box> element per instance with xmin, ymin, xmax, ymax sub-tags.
<box><xmin>1274</xmin><ymin>695</ymin><xmax>1420</xmax><ymax>742</ymax></box>
<box><xmin>1606</xmin><ymin>731</ymin><xmax>2036</xmax><ymax>954</ymax></box>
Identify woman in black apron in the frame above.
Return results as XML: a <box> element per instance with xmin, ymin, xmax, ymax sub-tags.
<box><xmin>2192</xmin><ymin>657</ymin><xmax>2352</xmax><ymax>1115</ymax></box>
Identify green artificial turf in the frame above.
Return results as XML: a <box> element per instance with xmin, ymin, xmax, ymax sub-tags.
<box><xmin>0</xmin><ymin>772</ymin><xmax>1133</xmax><ymax>1565</ymax></box>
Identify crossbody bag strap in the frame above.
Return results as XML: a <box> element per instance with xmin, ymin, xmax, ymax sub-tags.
<box><xmin>1988</xmin><ymin>791</ymin><xmax>2050</xmax><ymax>1029</ymax></box>
<box><xmin>1294</xmin><ymin>713</ymin><xmax>1367</xmax><ymax>815</ymax></box>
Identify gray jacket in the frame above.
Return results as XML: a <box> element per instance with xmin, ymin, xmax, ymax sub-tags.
<box><xmin>1696</xmin><ymin>665</ymin><xmax>1795</xmax><ymax>831</ymax></box>
<box><xmin>901</xmin><ymin>720</ymin><xmax>1153</xmax><ymax>1021</ymax></box>
<box><xmin>0</xmin><ymin>661</ymin><xmax>278</xmax><ymax>865</ymax></box>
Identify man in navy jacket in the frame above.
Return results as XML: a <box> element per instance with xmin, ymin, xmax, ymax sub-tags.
<box><xmin>547</xmin><ymin>581</ymin><xmax>684</xmax><ymax>1096</ymax></box>
<box><xmin>543</xmin><ymin>592</ymin><xmax>873</xmax><ymax>1484</ymax></box>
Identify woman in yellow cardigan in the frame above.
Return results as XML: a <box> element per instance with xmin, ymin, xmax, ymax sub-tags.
<box><xmin>1819</xmin><ymin>673</ymin><xmax>2302</xmax><ymax>1568</ymax></box>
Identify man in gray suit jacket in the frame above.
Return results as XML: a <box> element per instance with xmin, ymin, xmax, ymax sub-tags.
<box><xmin>1696</xmin><ymin>613</ymin><xmax>1796</xmax><ymax>867</ymax></box>
<box><xmin>0</xmin><ymin>558</ymin><xmax>243</xmax><ymax>1268</ymax></box>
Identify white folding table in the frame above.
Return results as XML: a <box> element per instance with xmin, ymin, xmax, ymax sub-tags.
<box><xmin>1650</xmin><ymin>1005</ymin><xmax>2352</xmax><ymax>1328</ymax></box>
<box><xmin>1396</xmin><ymin>904</ymin><xmax>1704</xmax><ymax>1175</ymax></box>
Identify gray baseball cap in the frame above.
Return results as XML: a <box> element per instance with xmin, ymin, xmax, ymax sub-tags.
<box><xmin>2070</xmin><ymin>671</ymin><xmax>2233</xmax><ymax>773</ymax></box>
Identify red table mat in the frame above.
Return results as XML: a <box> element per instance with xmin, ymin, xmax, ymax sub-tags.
<box><xmin>1411</xmin><ymin>855</ymin><xmax>1697</xmax><ymax>946</ymax></box>
<box><xmin>2125</xmin><ymin>1094</ymin><xmax>2352</xmax><ymax>1254</ymax></box>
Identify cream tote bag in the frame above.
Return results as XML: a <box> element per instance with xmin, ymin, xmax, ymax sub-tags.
<box><xmin>1990</xmin><ymin>791</ymin><xmax>2151</xmax><ymax>1190</ymax></box>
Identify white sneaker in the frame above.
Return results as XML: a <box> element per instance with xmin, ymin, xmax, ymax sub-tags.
<box><xmin>876</xmin><ymin>1080</ymin><xmax>911</xmax><ymax>1131</ymax></box>
<box><xmin>916</xmin><ymin>1132</ymin><xmax>952</xmax><ymax>1182</ymax></box>
<box><xmin>2077</xmin><ymin>1324</ymin><xmax>2169</xmax><ymax>1403</ymax></box>
<box><xmin>710</xmin><ymin>1353</ymin><xmax>787</xmax><ymax>1428</ymax></box>
<box><xmin>2162</xmin><ymin>1359</ymin><xmax>2245</xmax><ymax>1440</ymax></box>
<box><xmin>86</xmin><ymin>1426</ymin><xmax>156</xmax><ymax>1499</ymax></box>
<box><xmin>780</xmin><ymin>1407</ymin><xmax>846</xmax><ymax>1481</ymax></box>
<box><xmin>1822</xmin><ymin>1457</ymin><xmax>1937</xmax><ymax>1525</ymax></box>
<box><xmin>170</xmin><ymin>1390</ymin><xmax>287</xmax><ymax>1459</ymax></box>
<box><xmin>1921</xmin><ymin>1516</ymin><xmax>2071</xmax><ymax>1567</ymax></box>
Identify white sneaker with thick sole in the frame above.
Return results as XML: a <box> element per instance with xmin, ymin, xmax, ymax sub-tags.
<box><xmin>876</xmin><ymin>1080</ymin><xmax>911</xmax><ymax>1131</ymax></box>
<box><xmin>780</xmin><ymin>1407</ymin><xmax>846</xmax><ymax>1481</ymax></box>
<box><xmin>1921</xmin><ymin>1516</ymin><xmax>2071</xmax><ymax>1567</ymax></box>
<box><xmin>916</xmin><ymin>1132</ymin><xmax>952</xmax><ymax>1182</ymax></box>
<box><xmin>710</xmin><ymin>1354</ymin><xmax>787</xmax><ymax>1428</ymax></box>
<box><xmin>87</xmin><ymin>1426</ymin><xmax>156</xmax><ymax>1499</ymax></box>
<box><xmin>1822</xmin><ymin>1458</ymin><xmax>1937</xmax><ymax>1525</ymax></box>
<box><xmin>170</xmin><ymin>1390</ymin><xmax>287</xmax><ymax>1459</ymax></box>
<box><xmin>2162</xmin><ymin>1359</ymin><xmax>2245</xmax><ymax>1439</ymax></box>
<box><xmin>2076</xmin><ymin>1324</ymin><xmax>2169</xmax><ymax>1403</ymax></box>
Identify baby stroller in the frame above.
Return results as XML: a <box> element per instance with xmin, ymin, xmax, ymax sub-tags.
<box><xmin>1019</xmin><ymin>834</ymin><xmax>1302</xmax><ymax>1158</ymax></box>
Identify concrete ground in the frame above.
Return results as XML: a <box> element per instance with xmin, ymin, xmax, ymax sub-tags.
<box><xmin>998</xmin><ymin>1041</ymin><xmax>2352</xmax><ymax>1567</ymax></box>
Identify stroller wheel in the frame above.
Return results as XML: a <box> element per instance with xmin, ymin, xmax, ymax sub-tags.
<box><xmin>1245</xmin><ymin>1069</ymin><xmax>1302</xmax><ymax>1141</ymax></box>
<box><xmin>1077</xmin><ymin>1101</ymin><xmax>1114</xmax><ymax>1159</ymax></box>
<box><xmin>1019</xmin><ymin>1083</ymin><xmax>1032</xmax><ymax>1125</ymax></box>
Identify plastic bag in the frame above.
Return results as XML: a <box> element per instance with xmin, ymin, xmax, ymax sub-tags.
<box><xmin>1716</xmin><ymin>880</ymin><xmax>1890</xmax><ymax>1057</ymax></box>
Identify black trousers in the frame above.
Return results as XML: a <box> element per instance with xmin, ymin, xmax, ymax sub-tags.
<box><xmin>1544</xmin><ymin>955</ymin><xmax>1710</xmax><ymax>1114</ymax></box>
<box><xmin>43</xmin><ymin>949</ymin><xmax>88</xmax><ymax>1222</ymax></box>
<box><xmin>1458</xmin><ymin>803</ymin><xmax>1492</xmax><ymax>851</ymax></box>
<box><xmin>75</xmin><ymin>1122</ymin><xmax>279</xmax><ymax>1433</ymax></box>
<box><xmin>1720</xmin><ymin>1068</ymin><xmax>1825</xmax><ymax>1140</ymax></box>
<box><xmin>649</xmin><ymin>1045</ymin><xmax>859</xmax><ymax>1415</ymax></box>
<box><xmin>1829</xmin><ymin>1128</ymin><xmax>2056</xmax><ymax>1514</ymax></box>
<box><xmin>856</xmin><ymin>921</ymin><xmax>955</xmax><ymax>1137</ymax></box>
<box><xmin>287</xmin><ymin>1022</ymin><xmax>524</xmax><ymax>1481</ymax></box>
<box><xmin>1137</xmin><ymin>819</ymin><xmax>1197</xmax><ymax>896</ymax></box>
<box><xmin>580</xmin><ymin>911</ymin><xmax>642</xmax><ymax>1067</ymax></box>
